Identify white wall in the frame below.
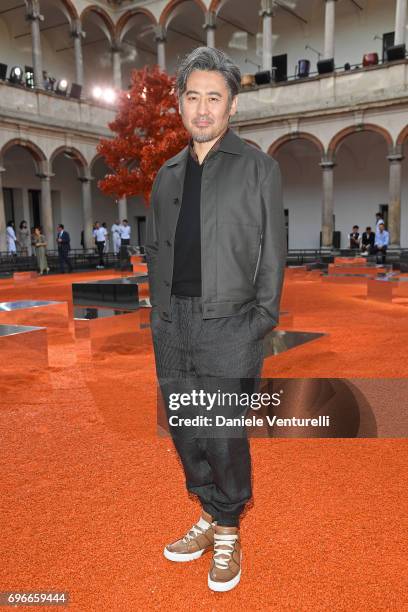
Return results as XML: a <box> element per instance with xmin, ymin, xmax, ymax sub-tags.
<box><xmin>276</xmin><ymin>140</ymin><xmax>323</xmax><ymax>249</ymax></box>
<box><xmin>333</xmin><ymin>131</ymin><xmax>389</xmax><ymax>248</ymax></box>
<box><xmin>51</xmin><ymin>155</ymin><xmax>83</xmax><ymax>248</ymax></box>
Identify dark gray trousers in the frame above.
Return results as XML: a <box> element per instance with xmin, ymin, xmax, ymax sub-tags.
<box><xmin>150</xmin><ymin>294</ymin><xmax>265</xmax><ymax>526</ymax></box>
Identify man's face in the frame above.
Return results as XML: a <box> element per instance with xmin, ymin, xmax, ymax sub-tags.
<box><xmin>379</xmin><ymin>223</ymin><xmax>384</xmax><ymax>232</ymax></box>
<box><xmin>179</xmin><ymin>69</ymin><xmax>237</xmax><ymax>143</ymax></box>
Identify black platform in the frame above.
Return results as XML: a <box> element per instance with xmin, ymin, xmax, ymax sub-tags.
<box><xmin>72</xmin><ymin>275</ymin><xmax>148</xmax><ymax>309</ymax></box>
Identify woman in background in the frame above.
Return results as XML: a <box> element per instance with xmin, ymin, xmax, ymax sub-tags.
<box><xmin>33</xmin><ymin>226</ymin><xmax>50</xmax><ymax>275</ymax></box>
<box><xmin>18</xmin><ymin>220</ymin><xmax>31</xmax><ymax>256</ymax></box>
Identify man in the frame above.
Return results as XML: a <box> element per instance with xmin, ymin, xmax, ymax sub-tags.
<box><xmin>102</xmin><ymin>223</ymin><xmax>109</xmax><ymax>254</ymax></box>
<box><xmin>375</xmin><ymin>212</ymin><xmax>385</xmax><ymax>235</ymax></box>
<box><xmin>56</xmin><ymin>224</ymin><xmax>72</xmax><ymax>273</ymax></box>
<box><xmin>145</xmin><ymin>47</ymin><xmax>286</xmax><ymax>592</ymax></box>
<box><xmin>111</xmin><ymin>220</ymin><xmax>121</xmax><ymax>255</ymax></box>
<box><xmin>361</xmin><ymin>226</ymin><xmax>375</xmax><ymax>256</ymax></box>
<box><xmin>348</xmin><ymin>225</ymin><xmax>360</xmax><ymax>249</ymax></box>
<box><xmin>93</xmin><ymin>221</ymin><xmax>107</xmax><ymax>269</ymax></box>
<box><xmin>119</xmin><ymin>219</ymin><xmax>131</xmax><ymax>269</ymax></box>
<box><xmin>373</xmin><ymin>222</ymin><xmax>389</xmax><ymax>264</ymax></box>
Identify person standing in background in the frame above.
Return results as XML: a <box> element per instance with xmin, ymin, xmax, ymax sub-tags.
<box><xmin>93</xmin><ymin>221</ymin><xmax>107</xmax><ymax>269</ymax></box>
<box><xmin>102</xmin><ymin>222</ymin><xmax>110</xmax><ymax>254</ymax></box>
<box><xmin>111</xmin><ymin>220</ymin><xmax>121</xmax><ymax>256</ymax></box>
<box><xmin>375</xmin><ymin>212</ymin><xmax>385</xmax><ymax>235</ymax></box>
<box><xmin>119</xmin><ymin>219</ymin><xmax>131</xmax><ymax>269</ymax></box>
<box><xmin>6</xmin><ymin>221</ymin><xmax>17</xmax><ymax>255</ymax></box>
<box><xmin>18</xmin><ymin>220</ymin><xmax>31</xmax><ymax>256</ymax></box>
<box><xmin>33</xmin><ymin>227</ymin><xmax>50</xmax><ymax>275</ymax></box>
<box><xmin>57</xmin><ymin>224</ymin><xmax>73</xmax><ymax>273</ymax></box>
<box><xmin>119</xmin><ymin>219</ymin><xmax>131</xmax><ymax>245</ymax></box>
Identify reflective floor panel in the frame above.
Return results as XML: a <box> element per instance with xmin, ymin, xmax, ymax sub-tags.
<box><xmin>0</xmin><ymin>324</ymin><xmax>48</xmax><ymax>368</ymax></box>
<box><xmin>0</xmin><ymin>300</ymin><xmax>69</xmax><ymax>329</ymax></box>
<box><xmin>263</xmin><ymin>330</ymin><xmax>327</xmax><ymax>357</ymax></box>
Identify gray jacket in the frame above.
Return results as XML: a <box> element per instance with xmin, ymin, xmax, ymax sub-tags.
<box><xmin>145</xmin><ymin>128</ymin><xmax>286</xmax><ymax>337</ymax></box>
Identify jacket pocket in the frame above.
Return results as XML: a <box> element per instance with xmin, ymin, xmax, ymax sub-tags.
<box><xmin>217</xmin><ymin>222</ymin><xmax>261</xmax><ymax>298</ymax></box>
<box><xmin>252</xmin><ymin>233</ymin><xmax>263</xmax><ymax>284</ymax></box>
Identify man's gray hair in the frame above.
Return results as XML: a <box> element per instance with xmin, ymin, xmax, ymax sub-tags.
<box><xmin>175</xmin><ymin>46</ymin><xmax>241</xmax><ymax>105</ymax></box>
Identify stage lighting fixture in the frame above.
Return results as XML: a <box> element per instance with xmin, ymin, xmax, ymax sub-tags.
<box><xmin>92</xmin><ymin>86</ymin><xmax>116</xmax><ymax>104</ymax></box>
<box><xmin>0</xmin><ymin>63</ymin><xmax>7</xmax><ymax>80</ymax></box>
<box><xmin>9</xmin><ymin>66</ymin><xmax>23</xmax><ymax>85</ymax></box>
<box><xmin>55</xmin><ymin>78</ymin><xmax>68</xmax><ymax>96</ymax></box>
<box><xmin>25</xmin><ymin>66</ymin><xmax>34</xmax><ymax>88</ymax></box>
<box><xmin>297</xmin><ymin>59</ymin><xmax>310</xmax><ymax>78</ymax></box>
<box><xmin>70</xmin><ymin>82</ymin><xmax>82</xmax><ymax>100</ymax></box>
<box><xmin>92</xmin><ymin>86</ymin><xmax>102</xmax><ymax>100</ymax></box>
<box><xmin>254</xmin><ymin>70</ymin><xmax>271</xmax><ymax>85</ymax></box>
<box><xmin>317</xmin><ymin>58</ymin><xmax>335</xmax><ymax>75</ymax></box>
<box><xmin>103</xmin><ymin>88</ymin><xmax>116</xmax><ymax>103</ymax></box>
<box><xmin>386</xmin><ymin>44</ymin><xmax>406</xmax><ymax>62</ymax></box>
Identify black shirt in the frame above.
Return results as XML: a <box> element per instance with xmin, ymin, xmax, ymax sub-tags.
<box><xmin>171</xmin><ymin>127</ymin><xmax>229</xmax><ymax>296</ymax></box>
<box><xmin>171</xmin><ymin>152</ymin><xmax>203</xmax><ymax>296</ymax></box>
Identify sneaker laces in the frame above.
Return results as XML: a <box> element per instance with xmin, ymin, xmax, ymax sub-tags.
<box><xmin>213</xmin><ymin>533</ymin><xmax>238</xmax><ymax>569</ymax></box>
<box><xmin>182</xmin><ymin>523</ymin><xmax>206</xmax><ymax>544</ymax></box>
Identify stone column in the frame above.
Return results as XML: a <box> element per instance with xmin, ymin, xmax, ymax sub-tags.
<box><xmin>37</xmin><ymin>162</ymin><xmax>54</xmax><ymax>249</ymax></box>
<box><xmin>154</xmin><ymin>25</ymin><xmax>167</xmax><ymax>72</ymax></box>
<box><xmin>0</xmin><ymin>167</ymin><xmax>7</xmax><ymax>252</ymax></box>
<box><xmin>71</xmin><ymin>19</ymin><xmax>85</xmax><ymax>88</ymax></box>
<box><xmin>320</xmin><ymin>159</ymin><xmax>336</xmax><ymax>248</ymax></box>
<box><xmin>324</xmin><ymin>0</ymin><xmax>337</xmax><ymax>60</ymax></box>
<box><xmin>387</xmin><ymin>147</ymin><xmax>404</xmax><ymax>247</ymax></box>
<box><xmin>79</xmin><ymin>174</ymin><xmax>94</xmax><ymax>250</ymax></box>
<box><xmin>395</xmin><ymin>0</ymin><xmax>407</xmax><ymax>46</ymax></box>
<box><xmin>112</xmin><ymin>40</ymin><xmax>122</xmax><ymax>89</ymax></box>
<box><xmin>203</xmin><ymin>11</ymin><xmax>216</xmax><ymax>48</ymax></box>
<box><xmin>259</xmin><ymin>0</ymin><xmax>275</xmax><ymax>73</ymax></box>
<box><xmin>26</xmin><ymin>0</ymin><xmax>44</xmax><ymax>89</ymax></box>
<box><xmin>118</xmin><ymin>196</ymin><xmax>128</xmax><ymax>222</ymax></box>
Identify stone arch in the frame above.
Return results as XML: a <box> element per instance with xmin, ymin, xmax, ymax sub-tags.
<box><xmin>80</xmin><ymin>5</ymin><xmax>115</xmax><ymax>43</ymax></box>
<box><xmin>50</xmin><ymin>146</ymin><xmax>89</xmax><ymax>178</ymax></box>
<box><xmin>116</xmin><ymin>8</ymin><xmax>157</xmax><ymax>43</ymax></box>
<box><xmin>396</xmin><ymin>125</ymin><xmax>408</xmax><ymax>147</ymax></box>
<box><xmin>328</xmin><ymin>124</ymin><xmax>393</xmax><ymax>158</ymax></box>
<box><xmin>1</xmin><ymin>138</ymin><xmax>47</xmax><ymax>174</ymax></box>
<box><xmin>57</xmin><ymin>0</ymin><xmax>79</xmax><ymax>22</ymax></box>
<box><xmin>159</xmin><ymin>0</ymin><xmax>207</xmax><ymax>27</ymax></box>
<box><xmin>90</xmin><ymin>152</ymin><xmax>112</xmax><ymax>174</ymax></box>
<box><xmin>208</xmin><ymin>0</ymin><xmax>229</xmax><ymax>15</ymax></box>
<box><xmin>268</xmin><ymin>132</ymin><xmax>324</xmax><ymax>157</ymax></box>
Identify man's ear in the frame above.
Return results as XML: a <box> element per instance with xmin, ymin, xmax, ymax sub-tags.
<box><xmin>229</xmin><ymin>95</ymin><xmax>238</xmax><ymax>118</ymax></box>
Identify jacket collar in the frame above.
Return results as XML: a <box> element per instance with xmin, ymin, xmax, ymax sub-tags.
<box><xmin>165</xmin><ymin>127</ymin><xmax>244</xmax><ymax>168</ymax></box>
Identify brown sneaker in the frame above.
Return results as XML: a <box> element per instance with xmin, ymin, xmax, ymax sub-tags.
<box><xmin>163</xmin><ymin>511</ymin><xmax>215</xmax><ymax>562</ymax></box>
<box><xmin>208</xmin><ymin>526</ymin><xmax>242</xmax><ymax>592</ymax></box>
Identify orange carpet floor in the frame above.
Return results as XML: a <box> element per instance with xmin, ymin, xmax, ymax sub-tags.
<box><xmin>0</xmin><ymin>269</ymin><xmax>407</xmax><ymax>611</ymax></box>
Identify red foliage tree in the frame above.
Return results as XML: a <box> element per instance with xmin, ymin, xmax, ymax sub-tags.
<box><xmin>97</xmin><ymin>65</ymin><xmax>189</xmax><ymax>205</ymax></box>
